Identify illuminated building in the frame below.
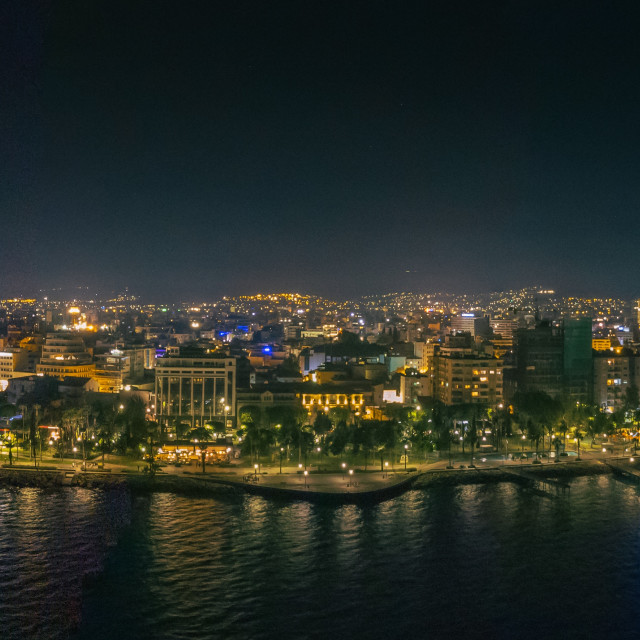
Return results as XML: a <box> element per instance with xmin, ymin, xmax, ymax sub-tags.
<box><xmin>435</xmin><ymin>352</ymin><xmax>503</xmax><ymax>406</ymax></box>
<box><xmin>93</xmin><ymin>347</ymin><xmax>155</xmax><ymax>393</ymax></box>
<box><xmin>0</xmin><ymin>349</ymin><xmax>30</xmax><ymax>391</ymax></box>
<box><xmin>451</xmin><ymin>313</ymin><xmax>490</xmax><ymax>337</ymax></box>
<box><xmin>155</xmin><ymin>356</ymin><xmax>236</xmax><ymax>431</ymax></box>
<box><xmin>592</xmin><ymin>338</ymin><xmax>616</xmax><ymax>351</ymax></box>
<box><xmin>301</xmin><ymin>386</ymin><xmax>371</xmax><ymax>415</ymax></box>
<box><xmin>593</xmin><ymin>354</ymin><xmax>640</xmax><ymax>412</ymax></box>
<box><xmin>36</xmin><ymin>333</ymin><xmax>95</xmax><ymax>378</ymax></box>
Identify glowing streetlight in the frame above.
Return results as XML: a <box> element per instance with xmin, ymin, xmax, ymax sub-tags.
<box><xmin>404</xmin><ymin>443</ymin><xmax>409</xmax><ymax>471</ymax></box>
<box><xmin>303</xmin><ymin>469</ymin><xmax>308</xmax><ymax>488</ymax></box>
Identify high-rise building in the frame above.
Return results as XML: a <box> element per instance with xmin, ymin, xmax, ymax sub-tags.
<box><xmin>563</xmin><ymin>318</ymin><xmax>593</xmax><ymax>402</ymax></box>
<box><xmin>515</xmin><ymin>322</ymin><xmax>564</xmax><ymax>397</ymax></box>
<box><xmin>155</xmin><ymin>356</ymin><xmax>236</xmax><ymax>431</ymax></box>
<box><xmin>434</xmin><ymin>336</ymin><xmax>503</xmax><ymax>407</ymax></box>
<box><xmin>515</xmin><ymin>319</ymin><xmax>593</xmax><ymax>401</ymax></box>
<box><xmin>451</xmin><ymin>314</ymin><xmax>490</xmax><ymax>338</ymax></box>
<box><xmin>593</xmin><ymin>353</ymin><xmax>639</xmax><ymax>412</ymax></box>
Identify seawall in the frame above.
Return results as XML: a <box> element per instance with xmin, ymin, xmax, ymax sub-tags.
<box><xmin>0</xmin><ymin>460</ymin><xmax>613</xmax><ymax>504</ymax></box>
<box><xmin>413</xmin><ymin>460</ymin><xmax>610</xmax><ymax>490</ymax></box>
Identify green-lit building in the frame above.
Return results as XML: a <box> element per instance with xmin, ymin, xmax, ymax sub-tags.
<box><xmin>563</xmin><ymin>318</ymin><xmax>593</xmax><ymax>402</ymax></box>
<box><xmin>514</xmin><ymin>318</ymin><xmax>593</xmax><ymax>402</ymax></box>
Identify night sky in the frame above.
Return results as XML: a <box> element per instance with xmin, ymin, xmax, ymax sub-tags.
<box><xmin>3</xmin><ymin>1</ymin><xmax>640</xmax><ymax>300</ymax></box>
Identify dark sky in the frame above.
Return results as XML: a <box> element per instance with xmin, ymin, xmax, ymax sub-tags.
<box><xmin>3</xmin><ymin>1</ymin><xmax>640</xmax><ymax>300</ymax></box>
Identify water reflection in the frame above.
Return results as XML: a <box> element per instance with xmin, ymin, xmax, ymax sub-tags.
<box><xmin>0</xmin><ymin>487</ymin><xmax>131</xmax><ymax>640</ymax></box>
<box><xmin>4</xmin><ymin>477</ymin><xmax>640</xmax><ymax>640</ymax></box>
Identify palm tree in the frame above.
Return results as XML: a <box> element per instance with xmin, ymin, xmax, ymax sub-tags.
<box><xmin>467</xmin><ymin>415</ymin><xmax>479</xmax><ymax>467</ymax></box>
<box><xmin>375</xmin><ymin>419</ymin><xmax>400</xmax><ymax>470</ymax></box>
<box><xmin>589</xmin><ymin>411</ymin><xmax>609</xmax><ymax>446</ymax></box>
<box><xmin>573</xmin><ymin>425</ymin><xmax>584</xmax><ymax>460</ymax></box>
<box><xmin>328</xmin><ymin>420</ymin><xmax>351</xmax><ymax>457</ymax></box>
<box><xmin>5</xmin><ymin>432</ymin><xmax>14</xmax><ymax>466</ymax></box>
<box><xmin>97</xmin><ymin>426</ymin><xmax>112</xmax><ymax>467</ymax></box>
<box><xmin>353</xmin><ymin>419</ymin><xmax>377</xmax><ymax>470</ymax></box>
<box><xmin>526</xmin><ymin>419</ymin><xmax>543</xmax><ymax>462</ymax></box>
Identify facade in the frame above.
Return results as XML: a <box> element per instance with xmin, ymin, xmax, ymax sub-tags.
<box><xmin>236</xmin><ymin>388</ymin><xmax>300</xmax><ymax>421</ymax></box>
<box><xmin>515</xmin><ymin>319</ymin><xmax>594</xmax><ymax>401</ymax></box>
<box><xmin>0</xmin><ymin>349</ymin><xmax>31</xmax><ymax>391</ymax></box>
<box><xmin>155</xmin><ymin>356</ymin><xmax>236</xmax><ymax>431</ymax></box>
<box><xmin>18</xmin><ymin>337</ymin><xmax>43</xmax><ymax>371</ymax></box>
<box><xmin>451</xmin><ymin>314</ymin><xmax>490</xmax><ymax>338</ymax></box>
<box><xmin>515</xmin><ymin>322</ymin><xmax>564</xmax><ymax>397</ymax></box>
<box><xmin>301</xmin><ymin>389</ymin><xmax>369</xmax><ymax>414</ymax></box>
<box><xmin>593</xmin><ymin>354</ymin><xmax>640</xmax><ymax>412</ymax></box>
<box><xmin>435</xmin><ymin>353</ymin><xmax>503</xmax><ymax>407</ymax></box>
<box><xmin>93</xmin><ymin>347</ymin><xmax>155</xmax><ymax>393</ymax></box>
<box><xmin>36</xmin><ymin>333</ymin><xmax>95</xmax><ymax>379</ymax></box>
<box><xmin>490</xmin><ymin>319</ymin><xmax>516</xmax><ymax>343</ymax></box>
<box><xmin>377</xmin><ymin>373</ymin><xmax>432</xmax><ymax>406</ymax></box>
<box><xmin>593</xmin><ymin>338</ymin><xmax>616</xmax><ymax>351</ymax></box>
<box><xmin>0</xmin><ymin>349</ymin><xmax>29</xmax><ymax>378</ymax></box>
<box><xmin>563</xmin><ymin>318</ymin><xmax>592</xmax><ymax>402</ymax></box>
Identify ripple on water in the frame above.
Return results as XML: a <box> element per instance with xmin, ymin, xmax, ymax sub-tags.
<box><xmin>5</xmin><ymin>477</ymin><xmax>640</xmax><ymax>640</ymax></box>
<box><xmin>0</xmin><ymin>487</ymin><xmax>131</xmax><ymax>640</ymax></box>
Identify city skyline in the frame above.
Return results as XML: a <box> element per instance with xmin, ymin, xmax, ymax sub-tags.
<box><xmin>5</xmin><ymin>4</ymin><xmax>640</xmax><ymax>638</ymax></box>
<box><xmin>1</xmin><ymin>282</ymin><xmax>639</xmax><ymax>307</ymax></box>
<box><xmin>4</xmin><ymin>2</ymin><xmax>640</xmax><ymax>299</ymax></box>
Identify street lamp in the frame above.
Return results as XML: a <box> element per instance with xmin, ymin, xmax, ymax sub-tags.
<box><xmin>279</xmin><ymin>447</ymin><xmax>284</xmax><ymax>474</ymax></box>
<box><xmin>384</xmin><ymin>461</ymin><xmax>389</xmax><ymax>478</ymax></box>
<box><xmin>254</xmin><ymin>463</ymin><xmax>259</xmax><ymax>477</ymax></box>
<box><xmin>303</xmin><ymin>469</ymin><xmax>308</xmax><ymax>488</ymax></box>
<box><xmin>341</xmin><ymin>461</ymin><xmax>346</xmax><ymax>480</ymax></box>
<box><xmin>348</xmin><ymin>469</ymin><xmax>353</xmax><ymax>486</ymax></box>
<box><xmin>404</xmin><ymin>444</ymin><xmax>409</xmax><ymax>471</ymax></box>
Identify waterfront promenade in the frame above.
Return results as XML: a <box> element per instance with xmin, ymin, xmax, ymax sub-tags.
<box><xmin>0</xmin><ymin>448</ymin><xmax>622</xmax><ymax>504</ymax></box>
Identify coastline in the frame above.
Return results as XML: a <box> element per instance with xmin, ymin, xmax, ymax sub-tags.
<box><xmin>0</xmin><ymin>459</ymin><xmax>614</xmax><ymax>504</ymax></box>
